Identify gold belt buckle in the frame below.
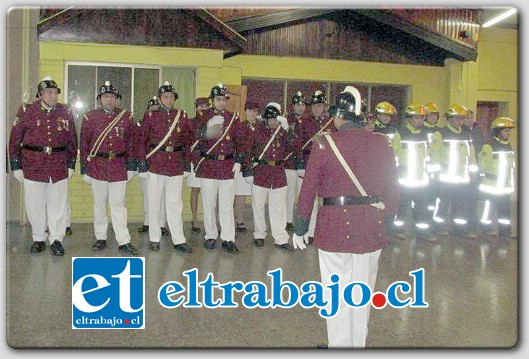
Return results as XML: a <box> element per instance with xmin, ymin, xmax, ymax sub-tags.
<box><xmin>108</xmin><ymin>151</ymin><xmax>116</xmax><ymax>160</ymax></box>
<box><xmin>217</xmin><ymin>154</ymin><xmax>225</xmax><ymax>160</ymax></box>
<box><xmin>44</xmin><ymin>146</ymin><xmax>52</xmax><ymax>155</ymax></box>
<box><xmin>165</xmin><ymin>146</ymin><xmax>174</xmax><ymax>153</ymax></box>
<box><xmin>268</xmin><ymin>160</ymin><xmax>276</xmax><ymax>166</ymax></box>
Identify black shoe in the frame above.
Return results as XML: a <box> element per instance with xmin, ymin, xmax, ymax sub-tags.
<box><xmin>236</xmin><ymin>223</ymin><xmax>247</xmax><ymax>232</ymax></box>
<box><xmin>50</xmin><ymin>240</ymin><xmax>65</xmax><ymax>256</ymax></box>
<box><xmin>308</xmin><ymin>237</ymin><xmax>314</xmax><ymax>244</ymax></box>
<box><xmin>92</xmin><ymin>240</ymin><xmax>107</xmax><ymax>251</ymax></box>
<box><xmin>285</xmin><ymin>223</ymin><xmax>294</xmax><ymax>232</ymax></box>
<box><xmin>119</xmin><ymin>243</ymin><xmax>140</xmax><ymax>255</ymax></box>
<box><xmin>275</xmin><ymin>243</ymin><xmax>294</xmax><ymax>251</ymax></box>
<box><xmin>222</xmin><ymin>240</ymin><xmax>239</xmax><ymax>253</ymax></box>
<box><xmin>161</xmin><ymin>227</ymin><xmax>169</xmax><ymax>236</ymax></box>
<box><xmin>149</xmin><ymin>242</ymin><xmax>160</xmax><ymax>251</ymax></box>
<box><xmin>174</xmin><ymin>243</ymin><xmax>193</xmax><ymax>253</ymax></box>
<box><xmin>30</xmin><ymin>241</ymin><xmax>46</xmax><ymax>254</ymax></box>
<box><xmin>138</xmin><ymin>225</ymin><xmax>149</xmax><ymax>233</ymax></box>
<box><xmin>253</xmin><ymin>238</ymin><xmax>265</xmax><ymax>247</ymax></box>
<box><xmin>191</xmin><ymin>224</ymin><xmax>201</xmax><ymax>233</ymax></box>
<box><xmin>316</xmin><ymin>343</ymin><xmax>328</xmax><ymax>349</ymax></box>
<box><xmin>203</xmin><ymin>238</ymin><xmax>216</xmax><ymax>249</ymax></box>
<box><xmin>65</xmin><ymin>227</ymin><xmax>73</xmax><ymax>236</ymax></box>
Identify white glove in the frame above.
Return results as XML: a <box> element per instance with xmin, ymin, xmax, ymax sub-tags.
<box><xmin>232</xmin><ymin>162</ymin><xmax>241</xmax><ymax>178</ymax></box>
<box><xmin>292</xmin><ymin>233</ymin><xmax>309</xmax><ymax>250</ymax></box>
<box><xmin>183</xmin><ymin>171</ymin><xmax>190</xmax><ymax>179</ymax></box>
<box><xmin>207</xmin><ymin>115</ymin><xmax>225</xmax><ymax>128</ymax></box>
<box><xmin>13</xmin><ymin>170</ymin><xmax>24</xmax><ymax>183</ymax></box>
<box><xmin>127</xmin><ymin>171</ymin><xmax>135</xmax><ymax>182</ymax></box>
<box><xmin>245</xmin><ymin>176</ymin><xmax>254</xmax><ymax>185</ymax></box>
<box><xmin>190</xmin><ymin>162</ymin><xmax>195</xmax><ymax>173</ymax></box>
<box><xmin>68</xmin><ymin>168</ymin><xmax>74</xmax><ymax>179</ymax></box>
<box><xmin>82</xmin><ymin>174</ymin><xmax>92</xmax><ymax>185</ymax></box>
<box><xmin>277</xmin><ymin>115</ymin><xmax>289</xmax><ymax>130</ymax></box>
<box><xmin>139</xmin><ymin>171</ymin><xmax>148</xmax><ymax>179</ymax></box>
<box><xmin>296</xmin><ymin>169</ymin><xmax>305</xmax><ymax>178</ymax></box>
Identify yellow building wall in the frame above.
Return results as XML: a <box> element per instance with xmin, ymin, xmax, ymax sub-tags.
<box><xmin>39</xmin><ymin>30</ymin><xmax>517</xmax><ymax>222</ymax></box>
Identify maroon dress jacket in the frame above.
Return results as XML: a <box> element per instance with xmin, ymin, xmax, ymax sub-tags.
<box><xmin>137</xmin><ymin>108</ymin><xmax>191</xmax><ymax>176</ymax></box>
<box><xmin>295</xmin><ymin>124</ymin><xmax>399</xmax><ymax>253</ymax></box>
<box><xmin>245</xmin><ymin>122</ymin><xmax>292</xmax><ymax>189</ymax></box>
<box><xmin>9</xmin><ymin>100</ymin><xmax>78</xmax><ymax>183</ymax></box>
<box><xmin>293</xmin><ymin>114</ymin><xmax>336</xmax><ymax>170</ymax></box>
<box><xmin>80</xmin><ymin>108</ymin><xmax>136</xmax><ymax>182</ymax></box>
<box><xmin>191</xmin><ymin>108</ymin><xmax>247</xmax><ymax>180</ymax></box>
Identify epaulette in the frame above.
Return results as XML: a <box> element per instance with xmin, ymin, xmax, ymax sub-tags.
<box><xmin>372</xmin><ymin>131</ymin><xmax>392</xmax><ymax>145</ymax></box>
<box><xmin>21</xmin><ymin>103</ymin><xmax>28</xmax><ymax>113</ymax></box>
<box><xmin>312</xmin><ymin>132</ymin><xmax>327</xmax><ymax>150</ymax></box>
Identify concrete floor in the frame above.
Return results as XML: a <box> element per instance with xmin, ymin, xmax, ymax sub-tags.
<box><xmin>5</xmin><ymin>216</ymin><xmax>518</xmax><ymax>349</ymax></box>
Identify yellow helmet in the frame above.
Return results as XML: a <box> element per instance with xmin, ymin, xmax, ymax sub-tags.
<box><xmin>405</xmin><ymin>103</ymin><xmax>427</xmax><ymax>117</ymax></box>
<box><xmin>424</xmin><ymin>103</ymin><xmax>439</xmax><ymax>114</ymax></box>
<box><xmin>445</xmin><ymin>104</ymin><xmax>469</xmax><ymax>117</ymax></box>
<box><xmin>375</xmin><ymin>101</ymin><xmax>397</xmax><ymax>115</ymax></box>
<box><xmin>490</xmin><ymin>117</ymin><xmax>515</xmax><ymax>129</ymax></box>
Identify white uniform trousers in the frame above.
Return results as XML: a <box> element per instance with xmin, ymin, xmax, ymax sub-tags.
<box><xmin>147</xmin><ymin>172</ymin><xmax>186</xmax><ymax>245</ymax></box>
<box><xmin>318</xmin><ymin>248</ymin><xmax>382</xmax><ymax>348</ymax></box>
<box><xmin>299</xmin><ymin>178</ymin><xmax>319</xmax><ymax>237</ymax></box>
<box><xmin>251</xmin><ymin>185</ymin><xmax>289</xmax><ymax>244</ymax></box>
<box><xmin>200</xmin><ymin>178</ymin><xmax>236</xmax><ymax>242</ymax></box>
<box><xmin>285</xmin><ymin>169</ymin><xmax>302</xmax><ymax>223</ymax></box>
<box><xmin>24</xmin><ymin>178</ymin><xmax>68</xmax><ymax>243</ymax></box>
<box><xmin>140</xmin><ymin>176</ymin><xmax>166</xmax><ymax>227</ymax></box>
<box><xmin>186</xmin><ymin>166</ymin><xmax>201</xmax><ymax>188</ymax></box>
<box><xmin>91</xmin><ymin>179</ymin><xmax>131</xmax><ymax>245</ymax></box>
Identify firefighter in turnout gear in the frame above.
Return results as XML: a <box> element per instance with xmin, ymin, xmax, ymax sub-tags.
<box><xmin>391</xmin><ymin>103</ymin><xmax>432</xmax><ymax>241</ymax></box>
<box><xmin>477</xmin><ymin>117</ymin><xmax>517</xmax><ymax>238</ymax></box>
<box><xmin>373</xmin><ymin>101</ymin><xmax>398</xmax><ymax>142</ymax></box>
<box><xmin>423</xmin><ymin>102</ymin><xmax>441</xmax><ymax>212</ymax></box>
<box><xmin>430</xmin><ymin>104</ymin><xmax>479</xmax><ymax>238</ymax></box>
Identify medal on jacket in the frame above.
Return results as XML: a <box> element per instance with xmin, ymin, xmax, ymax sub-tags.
<box><xmin>36</xmin><ymin>119</ymin><xmax>41</xmax><ymax>127</ymax></box>
<box><xmin>177</xmin><ymin>127</ymin><xmax>181</xmax><ymax>133</ymax></box>
<box><xmin>226</xmin><ymin>135</ymin><xmax>231</xmax><ymax>141</ymax></box>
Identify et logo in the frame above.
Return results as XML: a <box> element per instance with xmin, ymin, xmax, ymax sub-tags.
<box><xmin>72</xmin><ymin>257</ymin><xmax>145</xmax><ymax>329</ymax></box>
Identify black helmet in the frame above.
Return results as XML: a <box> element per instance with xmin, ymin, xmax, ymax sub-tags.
<box><xmin>263</xmin><ymin>102</ymin><xmax>282</xmax><ymax>120</ymax></box>
<box><xmin>97</xmin><ymin>81</ymin><xmax>122</xmax><ymax>100</ymax></box>
<box><xmin>146</xmin><ymin>96</ymin><xmax>159</xmax><ymax>109</ymax></box>
<box><xmin>328</xmin><ymin>86</ymin><xmax>363</xmax><ymax>123</ymax></box>
<box><xmin>36</xmin><ymin>77</ymin><xmax>61</xmax><ymax>97</ymax></box>
<box><xmin>157</xmin><ymin>81</ymin><xmax>178</xmax><ymax>100</ymax></box>
<box><xmin>310</xmin><ymin>90</ymin><xmax>327</xmax><ymax>105</ymax></box>
<box><xmin>291</xmin><ymin>91</ymin><xmax>306</xmax><ymax>105</ymax></box>
<box><xmin>210</xmin><ymin>83</ymin><xmax>229</xmax><ymax>99</ymax></box>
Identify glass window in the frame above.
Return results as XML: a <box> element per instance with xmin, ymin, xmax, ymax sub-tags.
<box><xmin>134</xmin><ymin>68</ymin><xmax>159</xmax><ymax>120</ymax></box>
<box><xmin>370</xmin><ymin>85</ymin><xmax>409</xmax><ymax>116</ymax></box>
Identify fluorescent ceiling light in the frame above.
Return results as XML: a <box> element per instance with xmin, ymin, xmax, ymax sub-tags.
<box><xmin>482</xmin><ymin>8</ymin><xmax>517</xmax><ymax>28</ymax></box>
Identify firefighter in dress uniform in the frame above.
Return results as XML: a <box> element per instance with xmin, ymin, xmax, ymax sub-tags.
<box><xmin>234</xmin><ymin>101</ymin><xmax>260</xmax><ymax>233</ymax></box>
<box><xmin>80</xmin><ymin>81</ymin><xmax>139</xmax><ymax>255</ymax></box>
<box><xmin>293</xmin><ymin>90</ymin><xmax>336</xmax><ymax>243</ymax></box>
<box><xmin>9</xmin><ymin>77</ymin><xmax>78</xmax><ymax>255</ymax></box>
<box><xmin>391</xmin><ymin>103</ymin><xmax>432</xmax><ymax>241</ymax></box>
<box><xmin>137</xmin><ymin>96</ymin><xmax>168</xmax><ymax>236</ymax></box>
<box><xmin>430</xmin><ymin>104</ymin><xmax>479</xmax><ymax>238</ymax></box>
<box><xmin>187</xmin><ymin>97</ymin><xmax>210</xmax><ymax>232</ymax></box>
<box><xmin>478</xmin><ymin>117</ymin><xmax>517</xmax><ymax>238</ymax></box>
<box><xmin>137</xmin><ymin>82</ymin><xmax>193</xmax><ymax>252</ymax></box>
<box><xmin>292</xmin><ymin>86</ymin><xmax>399</xmax><ymax>348</ymax></box>
<box><xmin>243</xmin><ymin>102</ymin><xmax>294</xmax><ymax>250</ymax></box>
<box><xmin>285</xmin><ymin>91</ymin><xmax>307</xmax><ymax>232</ymax></box>
<box><xmin>192</xmin><ymin>84</ymin><xmax>248</xmax><ymax>253</ymax></box>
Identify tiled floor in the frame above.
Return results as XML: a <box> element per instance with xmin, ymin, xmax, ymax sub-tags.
<box><xmin>5</xmin><ymin>217</ymin><xmax>518</xmax><ymax>349</ymax></box>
